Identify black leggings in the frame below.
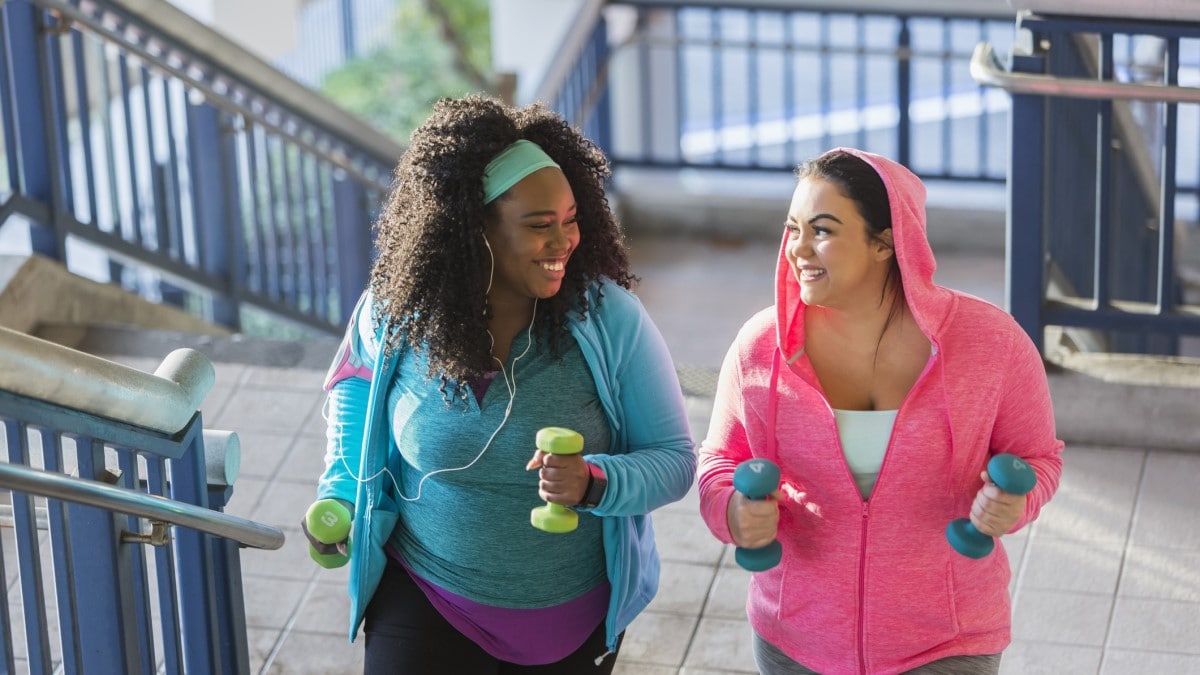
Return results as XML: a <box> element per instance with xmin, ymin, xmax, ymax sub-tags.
<box><xmin>363</xmin><ymin>559</ymin><xmax>623</xmax><ymax>674</ymax></box>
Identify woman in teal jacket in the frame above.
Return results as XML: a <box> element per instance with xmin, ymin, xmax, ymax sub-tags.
<box><xmin>308</xmin><ymin>95</ymin><xmax>695</xmax><ymax>674</ymax></box>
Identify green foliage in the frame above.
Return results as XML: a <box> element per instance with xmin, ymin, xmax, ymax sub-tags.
<box><xmin>320</xmin><ymin>0</ymin><xmax>493</xmax><ymax>143</ymax></box>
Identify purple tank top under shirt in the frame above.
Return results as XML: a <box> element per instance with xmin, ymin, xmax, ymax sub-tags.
<box><xmin>387</xmin><ymin>548</ymin><xmax>610</xmax><ymax>665</ymax></box>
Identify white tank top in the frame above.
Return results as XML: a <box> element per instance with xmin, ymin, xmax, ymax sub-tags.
<box><xmin>832</xmin><ymin>409</ymin><xmax>898</xmax><ymax>499</ymax></box>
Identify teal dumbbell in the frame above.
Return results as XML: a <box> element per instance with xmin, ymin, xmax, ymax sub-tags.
<box><xmin>530</xmin><ymin>427</ymin><xmax>584</xmax><ymax>534</ymax></box>
<box><xmin>305</xmin><ymin>499</ymin><xmax>351</xmax><ymax>568</ymax></box>
<box><xmin>946</xmin><ymin>454</ymin><xmax>1037</xmax><ymax>559</ymax></box>
<box><xmin>732</xmin><ymin>458</ymin><xmax>782</xmax><ymax>571</ymax></box>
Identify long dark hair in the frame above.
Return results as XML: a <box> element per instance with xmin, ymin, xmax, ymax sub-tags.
<box><xmin>369</xmin><ymin>94</ymin><xmax>636</xmax><ymax>404</ymax></box>
<box><xmin>796</xmin><ymin>150</ymin><xmax>905</xmax><ymax>345</ymax></box>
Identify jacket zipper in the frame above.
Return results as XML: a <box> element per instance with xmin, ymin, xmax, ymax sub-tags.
<box><xmin>857</xmin><ymin>500</ymin><xmax>869</xmax><ymax>674</ymax></box>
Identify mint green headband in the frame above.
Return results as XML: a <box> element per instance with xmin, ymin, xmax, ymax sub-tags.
<box><xmin>482</xmin><ymin>139</ymin><xmax>561</xmax><ymax>204</ymax></box>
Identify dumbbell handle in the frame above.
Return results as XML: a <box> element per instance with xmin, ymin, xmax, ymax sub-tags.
<box><xmin>530</xmin><ymin>427</ymin><xmax>583</xmax><ymax>534</ymax></box>
<box><xmin>732</xmin><ymin>459</ymin><xmax>782</xmax><ymax>572</ymax></box>
<box><xmin>946</xmin><ymin>453</ymin><xmax>1036</xmax><ymax>559</ymax></box>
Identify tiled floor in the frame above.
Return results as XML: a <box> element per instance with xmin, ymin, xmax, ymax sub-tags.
<box><xmin>60</xmin><ymin>236</ymin><xmax>1200</xmax><ymax>673</ymax></box>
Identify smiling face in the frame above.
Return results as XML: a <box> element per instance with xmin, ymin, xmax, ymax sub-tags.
<box><xmin>784</xmin><ymin>177</ymin><xmax>895</xmax><ymax>310</ymax></box>
<box><xmin>484</xmin><ymin>166</ymin><xmax>580</xmax><ymax>308</ymax></box>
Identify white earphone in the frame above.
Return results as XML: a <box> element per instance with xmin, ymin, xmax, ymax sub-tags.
<box><xmin>323</xmin><ymin>233</ymin><xmax>534</xmax><ymax>502</ymax></box>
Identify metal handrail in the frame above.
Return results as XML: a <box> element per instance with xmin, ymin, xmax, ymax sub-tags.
<box><xmin>33</xmin><ymin>0</ymin><xmax>401</xmax><ymax>189</ymax></box>
<box><xmin>0</xmin><ymin>462</ymin><xmax>285</xmax><ymax>550</ymax></box>
<box><xmin>0</xmin><ymin>326</ymin><xmax>213</xmax><ymax>435</ymax></box>
<box><xmin>971</xmin><ymin>41</ymin><xmax>1200</xmax><ymax>104</ymax></box>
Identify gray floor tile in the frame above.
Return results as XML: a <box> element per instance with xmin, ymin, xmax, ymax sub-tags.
<box><xmin>241</xmin><ymin>526</ymin><xmax>319</xmax><ymax>582</ymax></box>
<box><xmin>703</xmin><ymin>567</ymin><xmax>751</xmax><ymax>620</ymax></box>
<box><xmin>1000</xmin><ymin>641</ymin><xmax>1102</xmax><ymax>675</ymax></box>
<box><xmin>234</xmin><ymin>430</ymin><xmax>296</xmax><ymax>480</ymax></box>
<box><xmin>620</xmin><ymin>611</ymin><xmax>697</xmax><ymax>667</ymax></box>
<box><xmin>242</xmin><ymin>577</ymin><xmax>308</xmax><ymax>629</ymax></box>
<box><xmin>647</xmin><ymin>561</ymin><xmax>717</xmax><ymax>616</ymax></box>
<box><xmin>1034</xmin><ymin>446</ymin><xmax>1144</xmax><ymax>544</ymax></box>
<box><xmin>683</xmin><ymin>617</ymin><xmax>757</xmax><ymax>673</ymax></box>
<box><xmin>241</xmin><ymin>365</ymin><xmax>325</xmax><ymax>390</ymax></box>
<box><xmin>262</xmin><ymin>630</ymin><xmax>362</xmax><ymax>675</ymax></box>
<box><xmin>612</xmin><ymin>663</ymin><xmax>678</xmax><ymax>675</ymax></box>
<box><xmin>290</xmin><ymin>581</ymin><xmax>353</xmax><ymax>636</ymax></box>
<box><xmin>1108</xmin><ymin>597</ymin><xmax>1200</xmax><ymax>654</ymax></box>
<box><xmin>1120</xmin><ymin>546</ymin><xmax>1200</xmax><ymax>601</ymax></box>
<box><xmin>280</xmin><ymin>434</ymin><xmax>331</xmax><ymax>483</ymax></box>
<box><xmin>1101</xmin><ymin>649</ymin><xmax>1200</xmax><ymax>674</ymax></box>
<box><xmin>1012</xmin><ymin>590</ymin><xmax>1113</xmax><ymax>646</ymax></box>
<box><xmin>1021</xmin><ymin>539</ymin><xmax>1124</xmax><ymax>595</ymax></box>
<box><xmin>1131</xmin><ymin>452</ymin><xmax>1200</xmax><ymax>550</ymax></box>
<box><xmin>251</xmin><ymin>480</ymin><xmax>323</xmax><ymax>530</ymax></box>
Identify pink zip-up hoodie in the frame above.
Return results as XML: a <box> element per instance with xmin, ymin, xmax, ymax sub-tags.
<box><xmin>698</xmin><ymin>148</ymin><xmax>1064</xmax><ymax>674</ymax></box>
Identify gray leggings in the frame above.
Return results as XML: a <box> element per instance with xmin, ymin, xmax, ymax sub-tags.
<box><xmin>753</xmin><ymin>632</ymin><xmax>1001</xmax><ymax>675</ymax></box>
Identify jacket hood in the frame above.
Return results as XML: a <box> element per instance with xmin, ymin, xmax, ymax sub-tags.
<box><xmin>775</xmin><ymin>147</ymin><xmax>952</xmax><ymax>357</ymax></box>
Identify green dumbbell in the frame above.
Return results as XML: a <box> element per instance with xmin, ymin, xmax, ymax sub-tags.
<box><xmin>530</xmin><ymin>427</ymin><xmax>584</xmax><ymax>534</ymax></box>
<box><xmin>305</xmin><ymin>499</ymin><xmax>352</xmax><ymax>568</ymax></box>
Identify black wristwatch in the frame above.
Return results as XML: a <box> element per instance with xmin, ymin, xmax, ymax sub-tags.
<box><xmin>578</xmin><ymin>462</ymin><xmax>608</xmax><ymax>509</ymax></box>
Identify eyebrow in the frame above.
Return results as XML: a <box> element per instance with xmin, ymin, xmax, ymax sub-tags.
<box><xmin>786</xmin><ymin>212</ymin><xmax>843</xmax><ymax>225</ymax></box>
<box><xmin>520</xmin><ymin>204</ymin><xmax>577</xmax><ymax>219</ymax></box>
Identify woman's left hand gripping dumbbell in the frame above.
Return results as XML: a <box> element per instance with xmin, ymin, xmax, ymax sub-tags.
<box><xmin>301</xmin><ymin>498</ymin><xmax>352</xmax><ymax>568</ymax></box>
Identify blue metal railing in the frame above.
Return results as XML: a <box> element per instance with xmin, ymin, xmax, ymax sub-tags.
<box><xmin>0</xmin><ymin>329</ymin><xmax>283</xmax><ymax>674</ymax></box>
<box><xmin>994</xmin><ymin>13</ymin><xmax>1200</xmax><ymax>356</ymax></box>
<box><xmin>1</xmin><ymin>0</ymin><xmax>399</xmax><ymax>335</ymax></box>
<box><xmin>547</xmin><ymin>1</ymin><xmax>1016</xmax><ymax>183</ymax></box>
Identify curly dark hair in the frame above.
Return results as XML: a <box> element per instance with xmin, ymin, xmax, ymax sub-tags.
<box><xmin>368</xmin><ymin>94</ymin><xmax>636</xmax><ymax>403</ymax></box>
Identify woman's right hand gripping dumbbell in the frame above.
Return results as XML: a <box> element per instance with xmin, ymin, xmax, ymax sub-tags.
<box><xmin>301</xmin><ymin>498</ymin><xmax>353</xmax><ymax>568</ymax></box>
<box><xmin>727</xmin><ymin>458</ymin><xmax>782</xmax><ymax>571</ymax></box>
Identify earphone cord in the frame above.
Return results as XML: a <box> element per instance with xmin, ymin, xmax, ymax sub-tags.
<box><xmin>322</xmin><ymin>298</ymin><xmax>538</xmax><ymax>502</ymax></box>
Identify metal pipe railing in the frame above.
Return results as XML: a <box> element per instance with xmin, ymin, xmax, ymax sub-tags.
<box><xmin>0</xmin><ymin>461</ymin><xmax>284</xmax><ymax>550</ymax></box>
<box><xmin>971</xmin><ymin>41</ymin><xmax>1200</xmax><ymax>104</ymax></box>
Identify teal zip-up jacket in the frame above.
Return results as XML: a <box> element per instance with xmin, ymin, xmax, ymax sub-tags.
<box><xmin>318</xmin><ymin>279</ymin><xmax>696</xmax><ymax>651</ymax></box>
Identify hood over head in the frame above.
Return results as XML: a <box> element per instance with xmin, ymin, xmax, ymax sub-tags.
<box><xmin>775</xmin><ymin>147</ymin><xmax>952</xmax><ymax>358</ymax></box>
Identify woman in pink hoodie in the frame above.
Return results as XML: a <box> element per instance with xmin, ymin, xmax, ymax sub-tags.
<box><xmin>697</xmin><ymin>148</ymin><xmax>1064</xmax><ymax>674</ymax></box>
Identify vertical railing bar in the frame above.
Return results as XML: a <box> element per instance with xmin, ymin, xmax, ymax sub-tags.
<box><xmin>95</xmin><ymin>38</ymin><xmax>123</xmax><ymax>236</ymax></box>
<box><xmin>0</xmin><ymin>423</ymin><xmax>13</xmax><ymax>673</ymax></box>
<box><xmin>1158</xmin><ymin>37</ymin><xmax>1179</xmax><ymax>314</ymax></box>
<box><xmin>855</xmin><ymin>13</ymin><xmax>866</xmax><ymax>151</ymax></box>
<box><xmin>278</xmin><ymin>140</ymin><xmax>299</xmax><ymax>307</ymax></box>
<box><xmin>638</xmin><ymin>11</ymin><xmax>652</xmax><ymax>163</ymax></box>
<box><xmin>116</xmin><ymin>52</ymin><xmax>144</xmax><ymax>247</ymax></box>
<box><xmin>784</xmin><ymin>11</ymin><xmax>796</xmax><ymax>164</ymax></box>
<box><xmin>941</xmin><ymin>19</ymin><xmax>952</xmax><ymax>175</ymax></box>
<box><xmin>39</xmin><ymin>429</ymin><xmax>81</xmax><ymax>673</ymax></box>
<box><xmin>294</xmin><ymin>146</ymin><xmax>317</xmax><ymax>313</ymax></box>
<box><xmin>262</xmin><ymin>131</ymin><xmax>285</xmax><ymax>301</ymax></box>
<box><xmin>748</xmin><ymin>9</ymin><xmax>759</xmax><ymax>167</ymax></box>
<box><xmin>897</xmin><ymin>16</ymin><xmax>911</xmax><ymax>166</ymax></box>
<box><xmin>674</xmin><ymin>10</ymin><xmax>685</xmax><ymax>164</ymax></box>
<box><xmin>70</xmin><ymin>31</ymin><xmax>101</xmax><ymax>225</ymax></box>
<box><xmin>314</xmin><ymin>160</ymin><xmax>333</xmax><ymax>320</ymax></box>
<box><xmin>978</xmin><ymin>19</ymin><xmax>990</xmax><ymax>178</ymax></box>
<box><xmin>712</xmin><ymin>8</ymin><xmax>724</xmax><ymax>165</ymax></box>
<box><xmin>116</xmin><ymin>447</ymin><xmax>156</xmax><ymax>675</ymax></box>
<box><xmin>145</xmin><ymin>457</ymin><xmax>183</xmax><ymax>675</ymax></box>
<box><xmin>251</xmin><ymin>126</ymin><xmax>279</xmax><ymax>299</ymax></box>
<box><xmin>0</xmin><ymin>9</ymin><xmax>20</xmax><ymax>194</ymax></box>
<box><xmin>234</xmin><ymin>124</ymin><xmax>262</xmax><ymax>295</ymax></box>
<box><xmin>42</xmin><ymin>21</ymin><xmax>76</xmax><ymax>220</ymax></box>
<box><xmin>819</xmin><ymin>12</ymin><xmax>831</xmax><ymax>151</ymax></box>
<box><xmin>4</xmin><ymin>422</ymin><xmax>52</xmax><ymax>674</ymax></box>
<box><xmin>1095</xmin><ymin>35</ymin><xmax>1114</xmax><ymax>308</ymax></box>
<box><xmin>160</xmin><ymin>78</ymin><xmax>187</xmax><ymax>261</ymax></box>
<box><xmin>140</xmin><ymin>64</ymin><xmax>169</xmax><ymax>255</ymax></box>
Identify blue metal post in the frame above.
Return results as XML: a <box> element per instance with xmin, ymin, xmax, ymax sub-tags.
<box><xmin>1006</xmin><ymin>52</ymin><xmax>1047</xmax><ymax>352</ymax></box>
<box><xmin>65</xmin><ymin>437</ymin><xmax>137</xmax><ymax>673</ymax></box>
<box><xmin>333</xmin><ymin>175</ymin><xmax>371</xmax><ymax>324</ymax></box>
<box><xmin>169</xmin><ymin>419</ymin><xmax>220</xmax><ymax>674</ymax></box>
<box><xmin>6</xmin><ymin>0</ymin><xmax>65</xmax><ymax>257</ymax></box>
<box><xmin>187</xmin><ymin>101</ymin><xmax>240</xmax><ymax>328</ymax></box>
